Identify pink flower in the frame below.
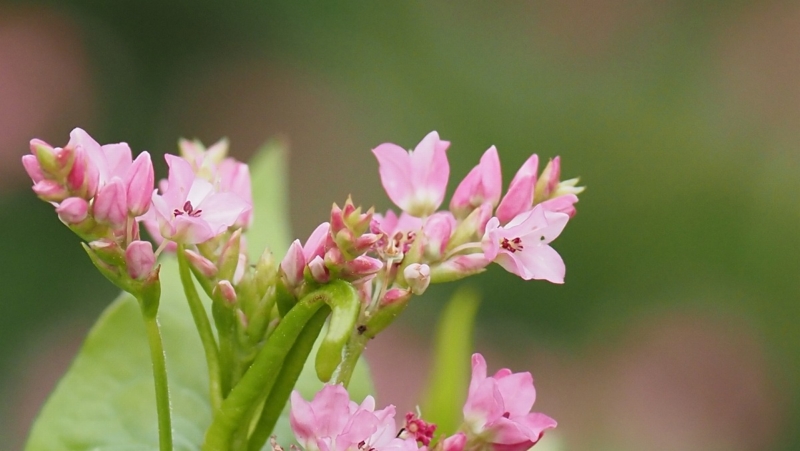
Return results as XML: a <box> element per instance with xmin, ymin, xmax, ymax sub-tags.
<box><xmin>481</xmin><ymin>205</ymin><xmax>569</xmax><ymax>283</ymax></box>
<box><xmin>149</xmin><ymin>155</ymin><xmax>248</xmax><ymax>244</ymax></box>
<box><xmin>450</xmin><ymin>146</ymin><xmax>502</xmax><ymax>218</ymax></box>
<box><xmin>290</xmin><ymin>384</ymin><xmax>419</xmax><ymax>451</ymax></box>
<box><xmin>495</xmin><ymin>154</ymin><xmax>538</xmax><ymax>225</ymax></box>
<box><xmin>462</xmin><ymin>354</ymin><xmax>556</xmax><ymax>451</ymax></box>
<box><xmin>372</xmin><ymin>131</ymin><xmax>450</xmax><ymax>217</ymax></box>
<box><xmin>217</xmin><ymin>157</ymin><xmax>253</xmax><ymax>228</ymax></box>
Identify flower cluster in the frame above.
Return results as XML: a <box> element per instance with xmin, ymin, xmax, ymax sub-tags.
<box><xmin>278</xmin><ymin>131</ymin><xmax>583</xmax><ymax>342</ymax></box>
<box><xmin>23</xmin><ymin>128</ymin><xmax>578</xmax><ymax>450</ymax></box>
<box><xmin>288</xmin><ymin>353</ymin><xmax>555</xmax><ymax>451</ymax></box>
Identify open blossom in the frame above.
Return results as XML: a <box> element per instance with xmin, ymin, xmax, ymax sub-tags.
<box><xmin>149</xmin><ymin>155</ymin><xmax>248</xmax><ymax>244</ymax></box>
<box><xmin>461</xmin><ymin>354</ymin><xmax>556</xmax><ymax>451</ymax></box>
<box><xmin>290</xmin><ymin>384</ymin><xmax>419</xmax><ymax>451</ymax></box>
<box><xmin>372</xmin><ymin>131</ymin><xmax>450</xmax><ymax>217</ymax></box>
<box><xmin>482</xmin><ymin>205</ymin><xmax>569</xmax><ymax>283</ymax></box>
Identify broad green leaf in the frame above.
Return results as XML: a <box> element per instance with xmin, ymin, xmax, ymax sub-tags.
<box><xmin>420</xmin><ymin>286</ymin><xmax>481</xmax><ymax>437</ymax></box>
<box><xmin>26</xmin><ymin>143</ymin><xmax>373</xmax><ymax>450</ymax></box>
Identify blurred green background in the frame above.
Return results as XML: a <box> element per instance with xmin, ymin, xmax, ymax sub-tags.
<box><xmin>1</xmin><ymin>1</ymin><xmax>798</xmax><ymax>449</ymax></box>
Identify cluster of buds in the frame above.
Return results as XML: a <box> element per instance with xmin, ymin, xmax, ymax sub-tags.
<box><xmin>287</xmin><ymin>353</ymin><xmax>555</xmax><ymax>451</ymax></box>
<box><xmin>22</xmin><ymin>128</ymin><xmax>160</xmax><ymax>296</ymax></box>
<box><xmin>278</xmin><ymin>131</ymin><xmax>584</xmax><ymax>343</ymax></box>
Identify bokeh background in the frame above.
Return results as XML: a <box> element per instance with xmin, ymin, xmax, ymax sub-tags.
<box><xmin>1</xmin><ymin>1</ymin><xmax>798</xmax><ymax>449</ymax></box>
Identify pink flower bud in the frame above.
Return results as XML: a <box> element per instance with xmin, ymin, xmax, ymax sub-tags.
<box><xmin>32</xmin><ymin>180</ymin><xmax>69</xmax><ymax>202</ymax></box>
<box><xmin>341</xmin><ymin>255</ymin><xmax>383</xmax><ymax>282</ymax></box>
<box><xmin>496</xmin><ymin>154</ymin><xmax>538</xmax><ymax>224</ymax></box>
<box><xmin>303</xmin><ymin>223</ymin><xmax>330</xmax><ymax>263</ymax></box>
<box><xmin>31</xmin><ymin>139</ymin><xmax>74</xmax><ymax>178</ymax></box>
<box><xmin>539</xmin><ymin>193</ymin><xmax>579</xmax><ymax>218</ymax></box>
<box><xmin>21</xmin><ymin>154</ymin><xmax>45</xmax><ymax>183</ymax></box>
<box><xmin>381</xmin><ymin>287</ymin><xmax>411</xmax><ymax>306</ymax></box>
<box><xmin>66</xmin><ymin>147</ymin><xmax>99</xmax><ymax>199</ymax></box>
<box><xmin>125</xmin><ymin>240</ymin><xmax>156</xmax><ymax>280</ymax></box>
<box><xmin>125</xmin><ymin>151</ymin><xmax>154</xmax><ymax>217</ymax></box>
<box><xmin>440</xmin><ymin>433</ymin><xmax>466</xmax><ymax>451</ymax></box>
<box><xmin>93</xmin><ymin>179</ymin><xmax>128</xmax><ymax>228</ymax></box>
<box><xmin>184</xmin><ymin>249</ymin><xmax>219</xmax><ymax>278</ymax></box>
<box><xmin>534</xmin><ymin>156</ymin><xmax>560</xmax><ymax>203</ymax></box>
<box><xmin>403</xmin><ymin>263</ymin><xmax>430</xmax><ymax>295</ymax></box>
<box><xmin>56</xmin><ymin>197</ymin><xmax>89</xmax><ymax>224</ymax></box>
<box><xmin>429</xmin><ymin>253</ymin><xmax>491</xmax><ymax>284</ymax></box>
<box><xmin>280</xmin><ymin>240</ymin><xmax>305</xmax><ymax>288</ymax></box>
<box><xmin>308</xmin><ymin>256</ymin><xmax>330</xmax><ymax>283</ymax></box>
<box><xmin>214</xmin><ymin>280</ymin><xmax>237</xmax><ymax>305</ymax></box>
<box><xmin>450</xmin><ymin>145</ymin><xmax>502</xmax><ymax>218</ymax></box>
<box><xmin>422</xmin><ymin>211</ymin><xmax>455</xmax><ymax>260</ymax></box>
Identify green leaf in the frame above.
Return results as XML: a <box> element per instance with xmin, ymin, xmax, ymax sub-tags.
<box><xmin>420</xmin><ymin>286</ymin><xmax>481</xmax><ymax>437</ymax></box>
<box><xmin>25</xmin><ymin>143</ymin><xmax>374</xmax><ymax>449</ymax></box>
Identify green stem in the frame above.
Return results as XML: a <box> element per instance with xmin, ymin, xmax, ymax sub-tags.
<box><xmin>247</xmin><ymin>307</ymin><xmax>330</xmax><ymax>451</ymax></box>
<box><xmin>203</xmin><ymin>281</ymin><xmax>355</xmax><ymax>450</ymax></box>
<box><xmin>142</xmin><ymin>312</ymin><xmax>174</xmax><ymax>451</ymax></box>
<box><xmin>177</xmin><ymin>245</ymin><xmax>223</xmax><ymax>412</ymax></box>
<box><xmin>334</xmin><ymin>333</ymin><xmax>368</xmax><ymax>388</ymax></box>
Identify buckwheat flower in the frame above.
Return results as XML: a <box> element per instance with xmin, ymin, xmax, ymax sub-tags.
<box><xmin>217</xmin><ymin>157</ymin><xmax>253</xmax><ymax>228</ymax></box>
<box><xmin>290</xmin><ymin>384</ymin><xmax>419</xmax><ymax>451</ymax></box>
<box><xmin>462</xmin><ymin>354</ymin><xmax>556</xmax><ymax>451</ymax></box>
<box><xmin>495</xmin><ymin>154</ymin><xmax>538</xmax><ymax>225</ymax></box>
<box><xmin>150</xmin><ymin>155</ymin><xmax>248</xmax><ymax>244</ymax></box>
<box><xmin>481</xmin><ymin>205</ymin><xmax>569</xmax><ymax>283</ymax></box>
<box><xmin>372</xmin><ymin>131</ymin><xmax>450</xmax><ymax>217</ymax></box>
<box><xmin>450</xmin><ymin>146</ymin><xmax>502</xmax><ymax>219</ymax></box>
<box><xmin>56</xmin><ymin>197</ymin><xmax>89</xmax><ymax>225</ymax></box>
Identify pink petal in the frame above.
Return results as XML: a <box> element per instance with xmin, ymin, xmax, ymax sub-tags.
<box><xmin>495</xmin><ymin>372</ymin><xmax>536</xmax><ymax>416</ymax></box>
<box><xmin>496</xmin><ymin>154</ymin><xmax>538</xmax><ymax>224</ymax></box>
<box><xmin>450</xmin><ymin>146</ymin><xmax>502</xmax><ymax>216</ymax></box>
<box><xmin>372</xmin><ymin>143</ymin><xmax>413</xmax><ymax>211</ymax></box>
<box><xmin>513</xmin><ymin>243</ymin><xmax>565</xmax><ymax>283</ymax></box>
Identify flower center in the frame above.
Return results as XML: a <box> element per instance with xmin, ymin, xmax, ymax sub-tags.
<box><xmin>500</xmin><ymin>237</ymin><xmax>523</xmax><ymax>253</ymax></box>
<box><xmin>173</xmin><ymin>200</ymin><xmax>202</xmax><ymax>218</ymax></box>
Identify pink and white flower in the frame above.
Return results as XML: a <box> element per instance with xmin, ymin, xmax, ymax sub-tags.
<box><xmin>372</xmin><ymin>131</ymin><xmax>450</xmax><ymax>217</ymax></box>
<box><xmin>149</xmin><ymin>155</ymin><xmax>248</xmax><ymax>244</ymax></box>
<box><xmin>461</xmin><ymin>353</ymin><xmax>556</xmax><ymax>451</ymax></box>
<box><xmin>290</xmin><ymin>384</ymin><xmax>419</xmax><ymax>451</ymax></box>
<box><xmin>481</xmin><ymin>205</ymin><xmax>569</xmax><ymax>283</ymax></box>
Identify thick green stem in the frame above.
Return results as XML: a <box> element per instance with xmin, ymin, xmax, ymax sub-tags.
<box><xmin>334</xmin><ymin>334</ymin><xmax>368</xmax><ymax>388</ymax></box>
<box><xmin>177</xmin><ymin>245</ymin><xmax>223</xmax><ymax>412</ymax></box>
<box><xmin>141</xmin><ymin>312</ymin><xmax>173</xmax><ymax>451</ymax></box>
<box><xmin>247</xmin><ymin>307</ymin><xmax>330</xmax><ymax>451</ymax></box>
<box><xmin>202</xmin><ymin>291</ymin><xmax>324</xmax><ymax>449</ymax></box>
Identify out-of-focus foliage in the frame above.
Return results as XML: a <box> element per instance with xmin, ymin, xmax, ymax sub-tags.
<box><xmin>1</xmin><ymin>1</ymin><xmax>798</xmax><ymax>449</ymax></box>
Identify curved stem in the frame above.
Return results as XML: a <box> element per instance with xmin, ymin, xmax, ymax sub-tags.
<box><xmin>177</xmin><ymin>244</ymin><xmax>223</xmax><ymax>412</ymax></box>
<box><xmin>247</xmin><ymin>307</ymin><xmax>330</xmax><ymax>451</ymax></box>
<box><xmin>334</xmin><ymin>334</ymin><xmax>368</xmax><ymax>388</ymax></box>
<box><xmin>142</xmin><ymin>313</ymin><xmax>173</xmax><ymax>451</ymax></box>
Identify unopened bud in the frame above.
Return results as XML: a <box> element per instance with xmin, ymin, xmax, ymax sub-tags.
<box><xmin>66</xmin><ymin>147</ymin><xmax>99</xmax><ymax>199</ymax></box>
<box><xmin>21</xmin><ymin>154</ymin><xmax>45</xmax><ymax>183</ymax></box>
<box><xmin>56</xmin><ymin>197</ymin><xmax>89</xmax><ymax>224</ymax></box>
<box><xmin>214</xmin><ymin>280</ymin><xmax>237</xmax><ymax>305</ymax></box>
<box><xmin>308</xmin><ymin>256</ymin><xmax>330</xmax><ymax>283</ymax></box>
<box><xmin>403</xmin><ymin>263</ymin><xmax>431</xmax><ymax>295</ymax></box>
<box><xmin>280</xmin><ymin>240</ymin><xmax>305</xmax><ymax>289</ymax></box>
<box><xmin>31</xmin><ymin>139</ymin><xmax>74</xmax><ymax>179</ymax></box>
<box><xmin>340</xmin><ymin>255</ymin><xmax>383</xmax><ymax>282</ymax></box>
<box><xmin>429</xmin><ymin>253</ymin><xmax>490</xmax><ymax>284</ymax></box>
<box><xmin>217</xmin><ymin>229</ymin><xmax>242</xmax><ymax>282</ymax></box>
<box><xmin>89</xmin><ymin>239</ymin><xmax>126</xmax><ymax>268</ymax></box>
<box><xmin>125</xmin><ymin>240</ymin><xmax>156</xmax><ymax>280</ymax></box>
<box><xmin>93</xmin><ymin>179</ymin><xmax>128</xmax><ymax>228</ymax></box>
<box><xmin>184</xmin><ymin>249</ymin><xmax>218</xmax><ymax>278</ymax></box>
<box><xmin>125</xmin><ymin>151</ymin><xmax>154</xmax><ymax>216</ymax></box>
<box><xmin>534</xmin><ymin>156</ymin><xmax>561</xmax><ymax>203</ymax></box>
<box><xmin>32</xmin><ymin>180</ymin><xmax>69</xmax><ymax>202</ymax></box>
